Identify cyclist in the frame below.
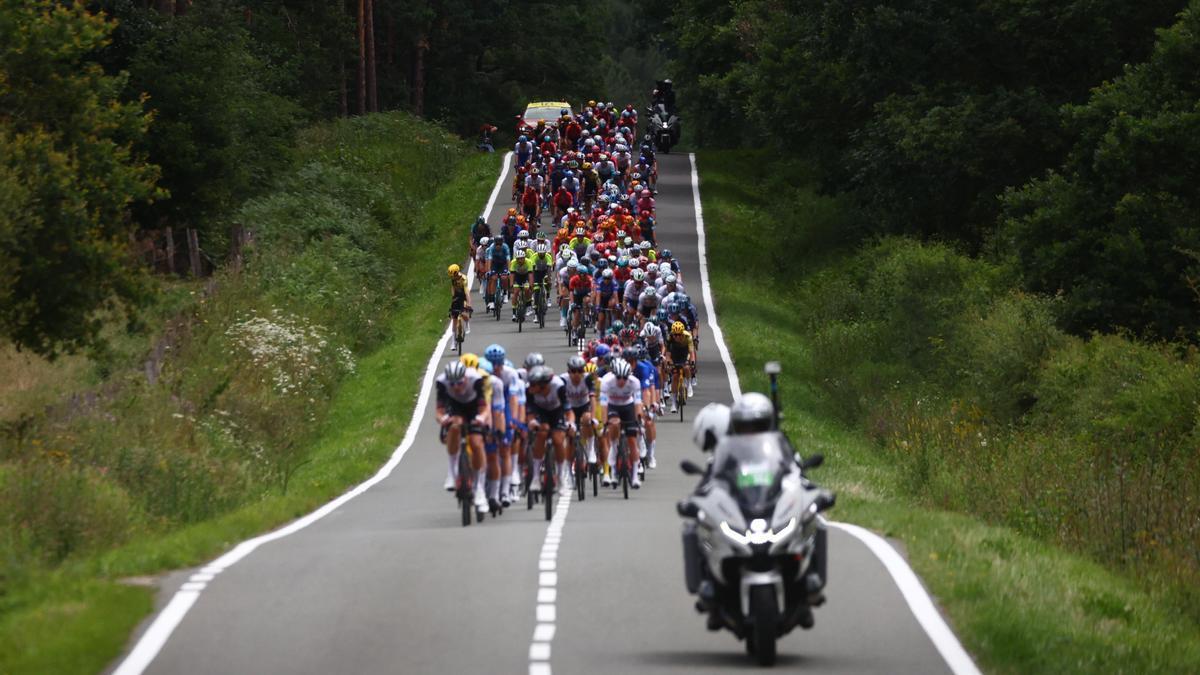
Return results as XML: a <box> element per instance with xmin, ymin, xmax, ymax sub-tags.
<box><xmin>470</xmin><ymin>216</ymin><xmax>490</xmax><ymax>256</ymax></box>
<box><xmin>599</xmin><ymin>358</ymin><xmax>644</xmax><ymax>489</ymax></box>
<box><xmin>447</xmin><ymin>264</ymin><xmax>472</xmax><ymax>335</ymax></box>
<box><xmin>508</xmin><ymin>249</ymin><xmax>534</xmax><ymax>322</ymax></box>
<box><xmin>483</xmin><ymin>344</ymin><xmax>522</xmax><ymax>506</ymax></box>
<box><xmin>567</xmin><ymin>260</ymin><xmax>594</xmax><ymax>333</ymax></box>
<box><xmin>514</xmin><ymin>135</ymin><xmax>534</xmax><ymax>167</ymax></box>
<box><xmin>526</xmin><ymin>365</ymin><xmax>575</xmax><ymax>496</ymax></box>
<box><xmin>530</xmin><ymin>242</ymin><xmax>554</xmax><ymax>308</ymax></box>
<box><xmin>434</xmin><ymin>361</ymin><xmax>489</xmax><ymax>516</ymax></box>
<box><xmin>637</xmin><ymin>286</ymin><xmax>660</xmax><ymax>327</ymax></box>
<box><xmin>464</xmin><ymin>353</ymin><xmax>506</xmax><ymax>513</ymax></box>
<box><xmin>665</xmin><ymin>321</ymin><xmax>696</xmax><ymax>412</ymax></box>
<box><xmin>474</xmin><ymin>236</ymin><xmax>490</xmax><ymax>279</ymax></box>
<box><xmin>623</xmin><ymin>268</ymin><xmax>648</xmax><ymax>323</ymax></box>
<box><xmin>485</xmin><ymin>237</ymin><xmax>511</xmax><ymax>312</ymax></box>
<box><xmin>563</xmin><ymin>354</ymin><xmax>599</xmax><ymax>468</ymax></box>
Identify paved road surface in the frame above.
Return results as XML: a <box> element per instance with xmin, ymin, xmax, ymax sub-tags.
<box><xmin>110</xmin><ymin>153</ymin><xmax>970</xmax><ymax>675</ymax></box>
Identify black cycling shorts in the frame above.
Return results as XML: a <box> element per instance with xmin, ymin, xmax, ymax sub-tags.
<box><xmin>570</xmin><ymin>404</ymin><xmax>591</xmax><ymax>423</ymax></box>
<box><xmin>530</xmin><ymin>404</ymin><xmax>566</xmax><ymax>430</ymax></box>
<box><xmin>606</xmin><ymin>403</ymin><xmax>639</xmax><ymax>437</ymax></box>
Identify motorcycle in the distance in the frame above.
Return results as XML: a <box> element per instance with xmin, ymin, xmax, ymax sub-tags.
<box><xmin>677</xmin><ymin>433</ymin><xmax>835</xmax><ymax>666</ymax></box>
<box><xmin>645</xmin><ymin>103</ymin><xmax>680</xmax><ymax>153</ymax></box>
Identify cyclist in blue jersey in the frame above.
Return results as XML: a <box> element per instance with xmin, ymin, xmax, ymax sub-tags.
<box><xmin>485</xmin><ymin>239</ymin><xmax>511</xmax><ymax>311</ymax></box>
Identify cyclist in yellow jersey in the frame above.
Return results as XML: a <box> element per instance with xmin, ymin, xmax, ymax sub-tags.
<box><xmin>448</xmin><ymin>264</ymin><xmax>472</xmax><ymax>334</ymax></box>
<box><xmin>666</xmin><ymin>321</ymin><xmax>696</xmax><ymax>413</ymax></box>
<box><xmin>508</xmin><ymin>250</ymin><xmax>534</xmax><ymax>322</ymax></box>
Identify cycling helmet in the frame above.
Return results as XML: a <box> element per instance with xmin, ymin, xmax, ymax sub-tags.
<box><xmin>611</xmin><ymin>359</ymin><xmax>632</xmax><ymax>378</ymax></box>
<box><xmin>536</xmin><ymin>243</ymin><xmax>549</xmax><ymax>254</ymax></box>
<box><xmin>536</xmin><ymin>230</ymin><xmax>547</xmax><ymax>240</ymax></box>
<box><xmin>519</xmin><ymin>135</ymin><xmax>528</xmax><ymax>143</ymax></box>
<box><xmin>647</xmin><ymin>263</ymin><xmax>659</xmax><ymax>273</ymax></box>
<box><xmin>515</xmin><ymin>249</ymin><xmax>526</xmax><ymax>259</ymax></box>
<box><xmin>610</xmin><ymin>320</ymin><xmax>625</xmax><ymax>334</ymax></box>
<box><xmin>443</xmin><ymin>361</ymin><xmax>467</xmax><ymax>383</ymax></box>
<box><xmin>620</xmin><ymin>327</ymin><xmax>637</xmax><ymax>342</ymax></box>
<box><xmin>567</xmin><ymin>259</ymin><xmax>579</xmax><ymax>269</ymax></box>
<box><xmin>676</xmin><ymin>293</ymin><xmax>690</xmax><ymax>305</ymax></box>
<box><xmin>602</xmin><ymin>268</ymin><xmax>614</xmax><ymax>278</ymax></box>
<box><xmin>656</xmin><ymin>308</ymin><xmax>669</xmax><ymax>322</ymax></box>
<box><xmin>638</xmin><ymin>323</ymin><xmax>656</xmax><ymax>337</ymax></box>
<box><xmin>623</xmin><ymin>236</ymin><xmax>633</xmax><ymax>246</ymax></box>
<box><xmin>692</xmin><ymin>403</ymin><xmax>731</xmax><ymax>452</ymax></box>
<box><xmin>479</xmin><ymin>236</ymin><xmax>490</xmax><ymax>247</ymax></box>
<box><xmin>639</xmin><ymin>241</ymin><xmax>652</xmax><ymax>250</ymax></box>
<box><xmin>584</xmin><ymin>361</ymin><xmax>598</xmax><ymax>374</ymax></box>
<box><xmin>524</xmin><ymin>352</ymin><xmax>545</xmax><ymax>369</ymax></box>
<box><xmin>460</xmin><ymin>352</ymin><xmax>480</xmax><ymax>369</ymax></box>
<box><xmin>507</xmin><ymin>207</ymin><xmax>517</xmax><ymax>216</ymax></box>
<box><xmin>447</xmin><ymin>264</ymin><xmax>460</xmax><ymax>276</ymax></box>
<box><xmin>518</xmin><ymin>229</ymin><xmax>529</xmax><ymax>239</ymax></box>
<box><xmin>595</xmin><ymin>343</ymin><xmax>611</xmax><ymax>359</ymax></box>
<box><xmin>528</xmin><ymin>365</ymin><xmax>553</xmax><ymax>385</ymax></box>
<box><xmin>544</xmin><ymin>136</ymin><xmax>552</xmax><ymax>142</ymax></box>
<box><xmin>640</xmin><ymin>189</ymin><xmax>651</xmax><ymax>197</ymax></box>
<box><xmin>567</xmin><ymin>355</ymin><xmax>586</xmax><ymax>372</ymax></box>
<box><xmin>484</xmin><ymin>344</ymin><xmax>506</xmax><ymax>363</ymax></box>
<box><xmin>575</xmin><ymin>226</ymin><xmax>585</xmax><ymax>236</ymax></box>
<box><xmin>661</xmin><ymin>249</ymin><xmax>673</xmax><ymax>258</ymax></box>
<box><xmin>730</xmin><ymin>392</ymin><xmax>774</xmax><ymax>434</ymax></box>
<box><xmin>671</xmin><ymin>321</ymin><xmax>686</xmax><ymax>335</ymax></box>
<box><xmin>632</xmin><ymin>269</ymin><xmax>646</xmax><ymax>281</ymax></box>
<box><xmin>617</xmin><ymin>257</ymin><xmax>628</xmax><ymax>268</ymax></box>
<box><xmin>664</xmin><ymin>273</ymin><xmax>677</xmax><ymax>284</ymax></box>
<box><xmin>629</xmin><ymin>259</ymin><xmax>641</xmax><ymax>270</ymax></box>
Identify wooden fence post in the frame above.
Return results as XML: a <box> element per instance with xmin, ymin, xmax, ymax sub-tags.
<box><xmin>187</xmin><ymin>228</ymin><xmax>202</xmax><ymax>278</ymax></box>
<box><xmin>165</xmin><ymin>227</ymin><xmax>176</xmax><ymax>275</ymax></box>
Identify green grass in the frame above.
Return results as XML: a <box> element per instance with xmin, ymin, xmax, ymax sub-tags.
<box><xmin>697</xmin><ymin>149</ymin><xmax>1200</xmax><ymax>674</ymax></box>
<box><xmin>0</xmin><ymin>129</ymin><xmax>499</xmax><ymax>675</ymax></box>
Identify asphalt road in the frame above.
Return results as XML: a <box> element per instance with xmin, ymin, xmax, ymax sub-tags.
<box><xmin>111</xmin><ymin>153</ymin><xmax>970</xmax><ymax>675</ymax></box>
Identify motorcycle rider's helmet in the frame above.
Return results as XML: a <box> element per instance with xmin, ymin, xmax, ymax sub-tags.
<box><xmin>730</xmin><ymin>392</ymin><xmax>775</xmax><ymax>434</ymax></box>
<box><xmin>692</xmin><ymin>403</ymin><xmax>731</xmax><ymax>452</ymax></box>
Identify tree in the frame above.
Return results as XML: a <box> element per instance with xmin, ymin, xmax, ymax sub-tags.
<box><xmin>0</xmin><ymin>0</ymin><xmax>160</xmax><ymax>357</ymax></box>
<box><xmin>1000</xmin><ymin>1</ymin><xmax>1200</xmax><ymax>339</ymax></box>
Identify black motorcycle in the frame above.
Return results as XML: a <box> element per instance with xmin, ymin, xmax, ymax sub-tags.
<box><xmin>678</xmin><ymin>434</ymin><xmax>835</xmax><ymax>666</ymax></box>
<box><xmin>646</xmin><ymin>103</ymin><xmax>680</xmax><ymax>153</ymax></box>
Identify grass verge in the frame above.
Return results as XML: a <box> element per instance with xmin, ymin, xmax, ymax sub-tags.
<box><xmin>0</xmin><ymin>127</ymin><xmax>499</xmax><ymax>675</ymax></box>
<box><xmin>697</xmin><ymin>149</ymin><xmax>1200</xmax><ymax>674</ymax></box>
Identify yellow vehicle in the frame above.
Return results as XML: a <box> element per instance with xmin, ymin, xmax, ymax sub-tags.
<box><xmin>521</xmin><ymin>101</ymin><xmax>573</xmax><ymax>130</ymax></box>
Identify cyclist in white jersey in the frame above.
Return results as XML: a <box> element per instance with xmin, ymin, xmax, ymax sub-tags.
<box><xmin>563</xmin><ymin>355</ymin><xmax>599</xmax><ymax>465</ymax></box>
<box><xmin>599</xmin><ymin>358</ymin><xmax>643</xmax><ymax>488</ymax></box>
<box><xmin>526</xmin><ymin>366</ymin><xmax>575</xmax><ymax>494</ymax></box>
<box><xmin>434</xmin><ymin>361</ymin><xmax>489</xmax><ymax>515</ymax></box>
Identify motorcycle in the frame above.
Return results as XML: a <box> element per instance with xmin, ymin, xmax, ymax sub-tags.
<box><xmin>677</xmin><ymin>434</ymin><xmax>835</xmax><ymax>666</ymax></box>
<box><xmin>645</xmin><ymin>103</ymin><xmax>680</xmax><ymax>153</ymax></box>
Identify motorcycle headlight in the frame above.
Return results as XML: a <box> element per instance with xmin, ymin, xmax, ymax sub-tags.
<box><xmin>719</xmin><ymin>517</ymin><xmax>797</xmax><ymax>546</ymax></box>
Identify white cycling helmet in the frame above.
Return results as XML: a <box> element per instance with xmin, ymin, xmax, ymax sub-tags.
<box><xmin>664</xmin><ymin>273</ymin><xmax>677</xmax><ymax>284</ymax></box>
<box><xmin>602</xmin><ymin>268</ymin><xmax>614</xmax><ymax>278</ymax></box>
<box><xmin>631</xmin><ymin>269</ymin><xmax>646</xmax><ymax>281</ymax></box>
<box><xmin>692</xmin><ymin>403</ymin><xmax>731</xmax><ymax>452</ymax></box>
<box><xmin>647</xmin><ymin>262</ymin><xmax>659</xmax><ymax>273</ymax></box>
<box><xmin>479</xmin><ymin>236</ymin><xmax>490</xmax><ymax>247</ymax></box>
<box><xmin>515</xmin><ymin>249</ymin><xmax>526</xmax><ymax>259</ymax></box>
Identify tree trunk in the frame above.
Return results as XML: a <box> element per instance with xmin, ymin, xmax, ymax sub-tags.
<box><xmin>412</xmin><ymin>33</ymin><xmax>429</xmax><ymax>116</ymax></box>
<box><xmin>365</xmin><ymin>0</ymin><xmax>378</xmax><ymax>113</ymax></box>
<box><xmin>356</xmin><ymin>0</ymin><xmax>367</xmax><ymax>115</ymax></box>
<box><xmin>339</xmin><ymin>58</ymin><xmax>349</xmax><ymax>117</ymax></box>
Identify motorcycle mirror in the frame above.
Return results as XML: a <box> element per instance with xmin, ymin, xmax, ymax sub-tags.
<box><xmin>676</xmin><ymin>500</ymin><xmax>700</xmax><ymax>518</ymax></box>
<box><xmin>680</xmin><ymin>459</ymin><xmax>704</xmax><ymax>476</ymax></box>
<box><xmin>815</xmin><ymin>491</ymin><xmax>837</xmax><ymax>512</ymax></box>
<box><xmin>801</xmin><ymin>453</ymin><xmax>824</xmax><ymax>471</ymax></box>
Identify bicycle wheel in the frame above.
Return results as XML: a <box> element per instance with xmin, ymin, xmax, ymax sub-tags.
<box><xmin>525</xmin><ymin>446</ymin><xmax>535</xmax><ymax>511</ymax></box>
<box><xmin>458</xmin><ymin>448</ymin><xmax>472</xmax><ymax>527</ymax></box>
<box><xmin>543</xmin><ymin>459</ymin><xmax>555</xmax><ymax>521</ymax></box>
<box><xmin>575</xmin><ymin>436</ymin><xmax>586</xmax><ymax>502</ymax></box>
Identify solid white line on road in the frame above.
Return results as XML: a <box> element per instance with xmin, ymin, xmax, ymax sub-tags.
<box><xmin>687</xmin><ymin>154</ymin><xmax>742</xmax><ymax>400</ymax></box>
<box><xmin>529</xmin><ymin>491</ymin><xmax>571</xmax><ymax>675</ymax></box>
<box><xmin>111</xmin><ymin>152</ymin><xmax>514</xmax><ymax>675</ymax></box>
<box><xmin>687</xmin><ymin>152</ymin><xmax>981</xmax><ymax>675</ymax></box>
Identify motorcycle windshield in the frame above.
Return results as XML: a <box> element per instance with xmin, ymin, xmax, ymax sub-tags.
<box><xmin>711</xmin><ymin>433</ymin><xmax>792</xmax><ymax>518</ymax></box>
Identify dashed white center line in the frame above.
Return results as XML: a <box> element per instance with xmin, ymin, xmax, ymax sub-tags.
<box><xmin>529</xmin><ymin>490</ymin><xmax>572</xmax><ymax>675</ymax></box>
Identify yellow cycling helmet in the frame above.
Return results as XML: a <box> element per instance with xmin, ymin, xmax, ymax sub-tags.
<box><xmin>584</xmin><ymin>361</ymin><xmax>598</xmax><ymax>374</ymax></box>
<box><xmin>447</xmin><ymin>264</ymin><xmax>461</xmax><ymax>276</ymax></box>
<box><xmin>671</xmin><ymin>321</ymin><xmax>686</xmax><ymax>335</ymax></box>
<box><xmin>460</xmin><ymin>352</ymin><xmax>479</xmax><ymax>369</ymax></box>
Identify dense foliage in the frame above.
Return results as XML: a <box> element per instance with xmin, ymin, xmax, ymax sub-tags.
<box><xmin>0</xmin><ymin>1</ymin><xmax>160</xmax><ymax>357</ymax></box>
<box><xmin>664</xmin><ymin>0</ymin><xmax>1199</xmax><ymax>338</ymax></box>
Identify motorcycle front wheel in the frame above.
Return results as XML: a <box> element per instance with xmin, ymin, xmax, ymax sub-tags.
<box><xmin>749</xmin><ymin>585</ymin><xmax>778</xmax><ymax>666</ymax></box>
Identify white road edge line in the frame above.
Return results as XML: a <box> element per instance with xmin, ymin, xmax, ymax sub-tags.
<box><xmin>529</xmin><ymin>493</ymin><xmax>571</xmax><ymax>675</ymax></box>
<box><xmin>112</xmin><ymin>151</ymin><xmax>515</xmax><ymax>675</ymax></box>
<box><xmin>687</xmin><ymin>152</ymin><xmax>981</xmax><ymax>675</ymax></box>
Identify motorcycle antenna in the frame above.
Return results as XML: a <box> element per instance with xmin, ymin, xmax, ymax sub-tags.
<box><xmin>765</xmin><ymin>361</ymin><xmax>782</xmax><ymax>428</ymax></box>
